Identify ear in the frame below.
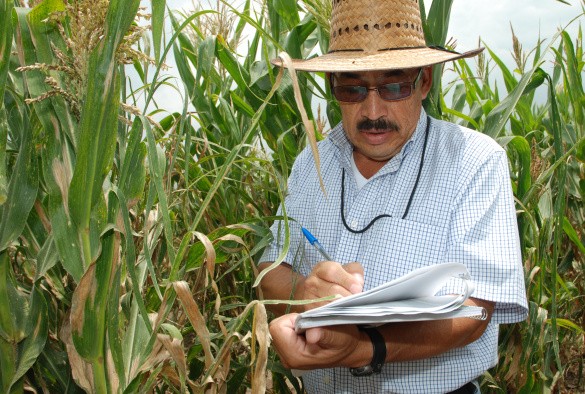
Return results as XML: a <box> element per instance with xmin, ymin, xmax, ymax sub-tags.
<box><xmin>420</xmin><ymin>66</ymin><xmax>433</xmax><ymax>100</ymax></box>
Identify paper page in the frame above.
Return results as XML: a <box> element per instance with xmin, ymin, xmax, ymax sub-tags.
<box><xmin>295</xmin><ymin>305</ymin><xmax>487</xmax><ymax>331</ymax></box>
<box><xmin>294</xmin><ymin>263</ymin><xmax>480</xmax><ymax>332</ymax></box>
<box><xmin>304</xmin><ymin>262</ymin><xmax>470</xmax><ymax>312</ymax></box>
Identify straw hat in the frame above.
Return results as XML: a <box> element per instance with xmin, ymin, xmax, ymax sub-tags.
<box><xmin>272</xmin><ymin>0</ymin><xmax>483</xmax><ymax>72</ymax></box>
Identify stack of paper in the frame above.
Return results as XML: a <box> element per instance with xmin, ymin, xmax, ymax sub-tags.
<box><xmin>295</xmin><ymin>262</ymin><xmax>487</xmax><ymax>332</ymax></box>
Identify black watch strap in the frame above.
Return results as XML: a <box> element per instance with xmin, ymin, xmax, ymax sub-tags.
<box><xmin>349</xmin><ymin>326</ymin><xmax>386</xmax><ymax>377</ymax></box>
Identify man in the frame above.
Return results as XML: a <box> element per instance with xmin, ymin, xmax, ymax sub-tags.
<box><xmin>258</xmin><ymin>0</ymin><xmax>528</xmax><ymax>393</ymax></box>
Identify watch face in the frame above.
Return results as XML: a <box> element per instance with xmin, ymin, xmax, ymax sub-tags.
<box><xmin>349</xmin><ymin>365</ymin><xmax>375</xmax><ymax>377</ymax></box>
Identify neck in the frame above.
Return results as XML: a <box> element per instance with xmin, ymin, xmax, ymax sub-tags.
<box><xmin>352</xmin><ymin>151</ymin><xmax>388</xmax><ymax>179</ymax></box>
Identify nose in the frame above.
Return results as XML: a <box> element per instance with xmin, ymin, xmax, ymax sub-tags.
<box><xmin>360</xmin><ymin>88</ymin><xmax>387</xmax><ymax>120</ymax></box>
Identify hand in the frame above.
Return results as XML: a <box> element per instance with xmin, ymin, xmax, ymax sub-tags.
<box><xmin>269</xmin><ymin>314</ymin><xmax>370</xmax><ymax>370</ymax></box>
<box><xmin>301</xmin><ymin>261</ymin><xmax>364</xmax><ymax>310</ymax></box>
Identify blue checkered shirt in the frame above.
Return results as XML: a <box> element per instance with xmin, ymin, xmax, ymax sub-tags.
<box><xmin>261</xmin><ymin>111</ymin><xmax>528</xmax><ymax>393</ymax></box>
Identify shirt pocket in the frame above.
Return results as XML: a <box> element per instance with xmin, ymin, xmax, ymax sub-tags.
<box><xmin>360</xmin><ymin>217</ymin><xmax>448</xmax><ymax>290</ymax></box>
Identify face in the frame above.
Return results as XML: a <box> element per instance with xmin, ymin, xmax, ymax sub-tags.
<box><xmin>331</xmin><ymin>67</ymin><xmax>433</xmax><ymax>172</ymax></box>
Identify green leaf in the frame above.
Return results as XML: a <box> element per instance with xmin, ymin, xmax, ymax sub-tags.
<box><xmin>0</xmin><ymin>110</ymin><xmax>38</xmax><ymax>251</ymax></box>
<box><xmin>523</xmin><ymin>68</ymin><xmax>547</xmax><ymax>97</ymax></box>
<box><xmin>119</xmin><ymin>120</ymin><xmax>147</xmax><ymax>203</ymax></box>
<box><xmin>69</xmin><ymin>0</ymin><xmax>140</xmax><ymax>265</ymax></box>
<box><xmin>216</xmin><ymin>37</ymin><xmax>250</xmax><ymax>91</ymax></box>
<box><xmin>9</xmin><ymin>287</ymin><xmax>48</xmax><ymax>391</ymax></box>
<box><xmin>0</xmin><ymin>335</ymin><xmax>16</xmax><ymax>394</ymax></box>
<box><xmin>423</xmin><ymin>0</ymin><xmax>453</xmax><ymax>46</ymax></box>
<box><xmin>0</xmin><ymin>109</ymin><xmax>8</xmax><ymax>207</ymax></box>
<box><xmin>273</xmin><ymin>0</ymin><xmax>300</xmax><ymax>30</ymax></box>
<box><xmin>0</xmin><ymin>0</ymin><xmax>14</xmax><ymax>206</ymax></box>
<box><xmin>561</xmin><ymin>31</ymin><xmax>584</xmax><ymax>126</ymax></box>
<box><xmin>27</xmin><ymin>0</ymin><xmax>66</xmax><ymax>34</ymax></box>
<box><xmin>35</xmin><ymin>234</ymin><xmax>59</xmax><ymax>282</ymax></box>
<box><xmin>483</xmin><ymin>65</ymin><xmax>544</xmax><ymax>139</ymax></box>
<box><xmin>485</xmin><ymin>45</ymin><xmax>518</xmax><ymax>94</ymax></box>
<box><xmin>152</xmin><ymin>0</ymin><xmax>166</xmax><ymax>62</ymax></box>
<box><xmin>196</xmin><ymin>36</ymin><xmax>217</xmax><ymax>83</ymax></box>
<box><xmin>48</xmin><ymin>196</ymin><xmax>85</xmax><ymax>282</ymax></box>
<box><xmin>576</xmin><ymin>137</ymin><xmax>585</xmax><ymax>163</ymax></box>
<box><xmin>70</xmin><ymin>195</ymin><xmax>120</xmax><ymax>391</ymax></box>
<box><xmin>0</xmin><ymin>251</ymin><xmax>21</xmax><ymax>342</ymax></box>
<box><xmin>498</xmin><ymin>135</ymin><xmax>532</xmax><ymax>200</ymax></box>
<box><xmin>284</xmin><ymin>18</ymin><xmax>318</xmax><ymax>60</ymax></box>
<box><xmin>562</xmin><ymin>217</ymin><xmax>585</xmax><ymax>257</ymax></box>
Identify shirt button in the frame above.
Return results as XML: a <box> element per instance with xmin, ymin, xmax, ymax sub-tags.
<box><xmin>351</xmin><ymin>219</ymin><xmax>359</xmax><ymax>229</ymax></box>
<box><xmin>323</xmin><ymin>374</ymin><xmax>331</xmax><ymax>384</ymax></box>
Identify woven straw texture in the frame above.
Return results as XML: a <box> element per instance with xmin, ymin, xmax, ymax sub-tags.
<box><xmin>329</xmin><ymin>0</ymin><xmax>425</xmax><ymax>52</ymax></box>
<box><xmin>272</xmin><ymin>0</ymin><xmax>483</xmax><ymax>72</ymax></box>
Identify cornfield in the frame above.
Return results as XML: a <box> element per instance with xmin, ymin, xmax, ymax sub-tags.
<box><xmin>0</xmin><ymin>0</ymin><xmax>583</xmax><ymax>393</ymax></box>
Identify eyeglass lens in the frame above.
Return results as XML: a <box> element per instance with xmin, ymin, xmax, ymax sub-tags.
<box><xmin>332</xmin><ymin>68</ymin><xmax>422</xmax><ymax>103</ymax></box>
<box><xmin>333</xmin><ymin>83</ymin><xmax>413</xmax><ymax>102</ymax></box>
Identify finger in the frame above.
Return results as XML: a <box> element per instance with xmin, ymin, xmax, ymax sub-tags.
<box><xmin>313</xmin><ymin>261</ymin><xmax>363</xmax><ymax>295</ymax></box>
<box><xmin>343</xmin><ymin>262</ymin><xmax>364</xmax><ymax>293</ymax></box>
<box><xmin>305</xmin><ymin>327</ymin><xmax>324</xmax><ymax>345</ymax></box>
<box><xmin>269</xmin><ymin>314</ymin><xmax>303</xmax><ymax>367</ymax></box>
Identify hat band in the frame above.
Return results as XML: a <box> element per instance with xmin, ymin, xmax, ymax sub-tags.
<box><xmin>328</xmin><ymin>46</ymin><xmax>429</xmax><ymax>54</ymax></box>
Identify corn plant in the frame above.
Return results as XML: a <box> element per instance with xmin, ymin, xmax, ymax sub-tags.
<box><xmin>0</xmin><ymin>0</ymin><xmax>278</xmax><ymax>392</ymax></box>
<box><xmin>442</xmin><ymin>9</ymin><xmax>585</xmax><ymax>391</ymax></box>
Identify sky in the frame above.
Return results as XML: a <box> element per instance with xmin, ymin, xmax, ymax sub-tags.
<box><xmin>447</xmin><ymin>1</ymin><xmax>582</xmax><ymax>70</ymax></box>
<box><xmin>146</xmin><ymin>0</ymin><xmax>584</xmax><ymax>115</ymax></box>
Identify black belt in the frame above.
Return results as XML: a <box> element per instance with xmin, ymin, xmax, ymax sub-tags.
<box><xmin>447</xmin><ymin>381</ymin><xmax>477</xmax><ymax>394</ymax></box>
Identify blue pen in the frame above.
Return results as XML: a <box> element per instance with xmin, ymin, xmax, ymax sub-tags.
<box><xmin>301</xmin><ymin>227</ymin><xmax>333</xmax><ymax>261</ymax></box>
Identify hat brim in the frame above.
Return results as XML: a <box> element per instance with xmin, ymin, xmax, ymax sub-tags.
<box><xmin>271</xmin><ymin>47</ymin><xmax>484</xmax><ymax>72</ymax></box>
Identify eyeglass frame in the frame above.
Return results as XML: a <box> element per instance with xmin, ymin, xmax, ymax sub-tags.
<box><xmin>329</xmin><ymin>68</ymin><xmax>424</xmax><ymax>103</ymax></box>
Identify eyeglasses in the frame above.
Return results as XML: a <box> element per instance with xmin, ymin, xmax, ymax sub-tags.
<box><xmin>331</xmin><ymin>68</ymin><xmax>423</xmax><ymax>103</ymax></box>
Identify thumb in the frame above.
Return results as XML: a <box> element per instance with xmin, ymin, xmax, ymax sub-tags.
<box><xmin>344</xmin><ymin>262</ymin><xmax>364</xmax><ymax>293</ymax></box>
<box><xmin>305</xmin><ymin>327</ymin><xmax>324</xmax><ymax>345</ymax></box>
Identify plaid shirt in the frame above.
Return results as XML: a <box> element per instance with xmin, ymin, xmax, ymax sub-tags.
<box><xmin>261</xmin><ymin>111</ymin><xmax>528</xmax><ymax>393</ymax></box>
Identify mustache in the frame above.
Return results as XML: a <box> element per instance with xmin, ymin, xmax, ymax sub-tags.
<box><xmin>357</xmin><ymin>118</ymin><xmax>399</xmax><ymax>132</ymax></box>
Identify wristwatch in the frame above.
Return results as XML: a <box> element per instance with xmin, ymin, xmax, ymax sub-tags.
<box><xmin>349</xmin><ymin>326</ymin><xmax>386</xmax><ymax>377</ymax></box>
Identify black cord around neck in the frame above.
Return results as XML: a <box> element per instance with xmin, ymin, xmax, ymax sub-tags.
<box><xmin>341</xmin><ymin>116</ymin><xmax>431</xmax><ymax>234</ymax></box>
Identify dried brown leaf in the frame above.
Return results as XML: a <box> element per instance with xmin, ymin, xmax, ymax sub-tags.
<box><xmin>158</xmin><ymin>334</ymin><xmax>187</xmax><ymax>380</ymax></box>
<box><xmin>251</xmin><ymin>303</ymin><xmax>269</xmax><ymax>394</ymax></box>
<box><xmin>193</xmin><ymin>231</ymin><xmax>216</xmax><ymax>278</ymax></box>
<box><xmin>70</xmin><ymin>264</ymin><xmax>97</xmax><ymax>337</ymax></box>
<box><xmin>277</xmin><ymin>52</ymin><xmax>326</xmax><ymax>197</ymax></box>
<box><xmin>173</xmin><ymin>281</ymin><xmax>214</xmax><ymax>368</ymax></box>
<box><xmin>59</xmin><ymin>315</ymin><xmax>94</xmax><ymax>393</ymax></box>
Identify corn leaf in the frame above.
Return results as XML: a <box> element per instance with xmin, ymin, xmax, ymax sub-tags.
<box><xmin>25</xmin><ymin>0</ymin><xmax>77</xmax><ymax>145</ymax></box>
<box><xmin>0</xmin><ymin>251</ymin><xmax>23</xmax><ymax>343</ymax></box>
<box><xmin>272</xmin><ymin>0</ymin><xmax>300</xmax><ymax>30</ymax></box>
<box><xmin>0</xmin><ymin>110</ymin><xmax>38</xmax><ymax>251</ymax></box>
<box><xmin>0</xmin><ymin>0</ymin><xmax>13</xmax><ymax>206</ymax></box>
<box><xmin>68</xmin><ymin>0</ymin><xmax>140</xmax><ymax>265</ymax></box>
<box><xmin>561</xmin><ymin>31</ymin><xmax>584</xmax><ymax>126</ymax></box>
<box><xmin>34</xmin><ymin>234</ymin><xmax>59</xmax><ymax>282</ymax></box>
<box><xmin>562</xmin><ymin>217</ymin><xmax>585</xmax><ymax>257</ymax></box>
<box><xmin>152</xmin><ymin>0</ymin><xmax>166</xmax><ymax>62</ymax></box>
<box><xmin>48</xmin><ymin>197</ymin><xmax>84</xmax><ymax>282</ymax></box>
<box><xmin>0</xmin><ymin>0</ymin><xmax>11</xmax><ymax>102</ymax></box>
<box><xmin>8</xmin><ymin>287</ymin><xmax>48</xmax><ymax>391</ymax></box>
<box><xmin>420</xmin><ymin>0</ymin><xmax>454</xmax><ymax>118</ymax></box>
<box><xmin>498</xmin><ymin>135</ymin><xmax>532</xmax><ymax>200</ymax></box>
<box><xmin>483</xmin><ymin>64</ymin><xmax>543</xmax><ymax>139</ymax></box>
<box><xmin>423</xmin><ymin>0</ymin><xmax>453</xmax><ymax>46</ymax></box>
<box><xmin>0</xmin><ymin>335</ymin><xmax>16</xmax><ymax>393</ymax></box>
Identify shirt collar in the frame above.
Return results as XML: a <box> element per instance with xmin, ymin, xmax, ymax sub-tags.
<box><xmin>328</xmin><ymin>110</ymin><xmax>428</xmax><ymax>176</ymax></box>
